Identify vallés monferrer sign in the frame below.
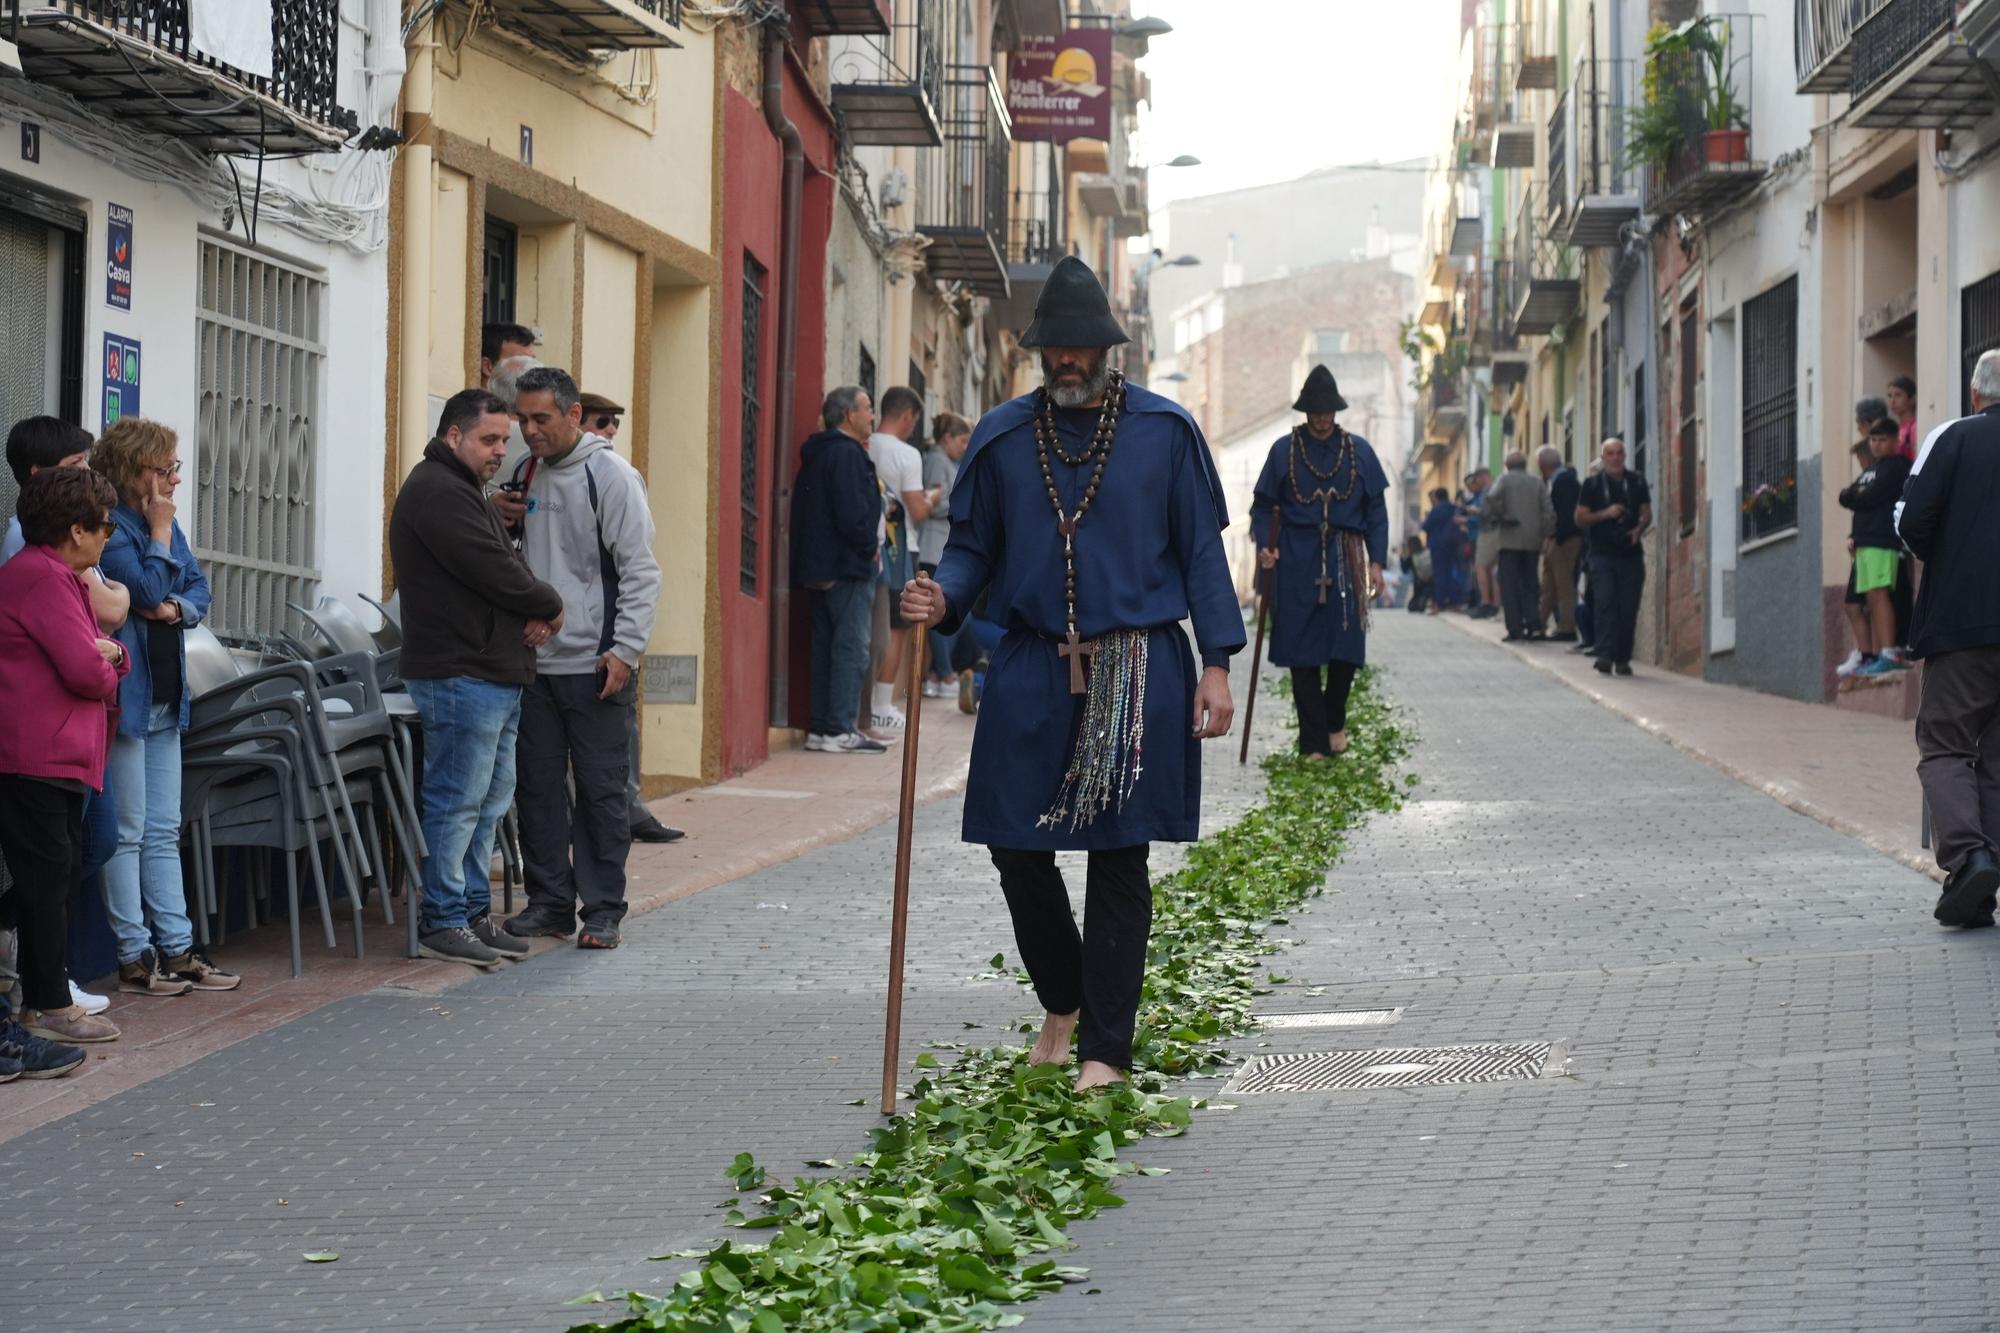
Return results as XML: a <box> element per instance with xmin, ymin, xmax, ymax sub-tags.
<box><xmin>1007</xmin><ymin>28</ymin><xmax>1114</xmax><ymax>143</ymax></box>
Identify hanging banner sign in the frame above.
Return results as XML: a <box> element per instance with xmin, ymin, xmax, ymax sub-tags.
<box><xmin>1007</xmin><ymin>28</ymin><xmax>1114</xmax><ymax>143</ymax></box>
<box><xmin>106</xmin><ymin>202</ymin><xmax>133</xmax><ymax>310</ymax></box>
<box><xmin>103</xmin><ymin>334</ymin><xmax>141</xmax><ymax>425</ymax></box>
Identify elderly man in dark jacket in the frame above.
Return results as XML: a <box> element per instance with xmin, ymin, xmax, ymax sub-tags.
<box><xmin>791</xmin><ymin>386</ymin><xmax>887</xmax><ymax>755</ymax></box>
<box><xmin>1898</xmin><ymin>349</ymin><xmax>2000</xmax><ymax>928</ymax></box>
<box><xmin>390</xmin><ymin>388</ymin><xmax>565</xmax><ymax>968</ymax></box>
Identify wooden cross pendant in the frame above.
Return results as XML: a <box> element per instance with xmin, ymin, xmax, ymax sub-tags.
<box><xmin>1059</xmin><ymin>630</ymin><xmax>1096</xmax><ymax>694</ymax></box>
<box><xmin>1316</xmin><ymin>572</ymin><xmax>1333</xmax><ymax>605</ymax></box>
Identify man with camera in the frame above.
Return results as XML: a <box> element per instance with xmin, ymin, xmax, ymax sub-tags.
<box><xmin>490</xmin><ymin>367</ymin><xmax>661</xmax><ymax>951</ymax></box>
<box><xmin>390</xmin><ymin>389</ymin><xmax>565</xmax><ymax>968</ymax></box>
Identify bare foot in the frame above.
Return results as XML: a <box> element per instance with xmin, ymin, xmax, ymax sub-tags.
<box><xmin>1028</xmin><ymin>1010</ymin><xmax>1079</xmax><ymax>1065</ymax></box>
<box><xmin>1074</xmin><ymin>1060</ymin><xmax>1125</xmax><ymax>1092</ymax></box>
<box><xmin>1329</xmin><ymin>730</ymin><xmax>1349</xmax><ymax>754</ymax></box>
<box><xmin>1304</xmin><ymin>753</ymin><xmax>1327</xmax><ymax>763</ymax></box>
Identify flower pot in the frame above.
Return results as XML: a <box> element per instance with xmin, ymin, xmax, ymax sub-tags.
<box><xmin>1704</xmin><ymin>128</ymin><xmax>1748</xmax><ymax>165</ymax></box>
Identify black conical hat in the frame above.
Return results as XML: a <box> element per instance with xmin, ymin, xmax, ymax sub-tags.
<box><xmin>1293</xmin><ymin>364</ymin><xmax>1348</xmax><ymax>413</ymax></box>
<box><xmin>1019</xmin><ymin>256</ymin><xmax>1130</xmax><ymax>349</ymax></box>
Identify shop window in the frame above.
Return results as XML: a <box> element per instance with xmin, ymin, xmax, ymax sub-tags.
<box><xmin>193</xmin><ymin>236</ymin><xmax>325</xmax><ymax>639</ymax></box>
<box><xmin>1741</xmin><ymin>276</ymin><xmax>1799</xmax><ymax>542</ymax></box>
<box><xmin>740</xmin><ymin>254</ymin><xmax>765</xmax><ymax>597</ymax></box>
<box><xmin>1962</xmin><ymin>270</ymin><xmax>2000</xmax><ymax>417</ymax></box>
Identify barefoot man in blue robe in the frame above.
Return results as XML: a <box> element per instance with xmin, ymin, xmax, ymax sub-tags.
<box><xmin>901</xmin><ymin>257</ymin><xmax>1244</xmax><ymax>1091</ymax></box>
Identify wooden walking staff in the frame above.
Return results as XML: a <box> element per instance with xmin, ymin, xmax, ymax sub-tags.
<box><xmin>1240</xmin><ymin>510</ymin><xmax>1279</xmax><ymax>766</ymax></box>
<box><xmin>880</xmin><ymin>623</ymin><xmax>929</xmax><ymax>1114</ymax></box>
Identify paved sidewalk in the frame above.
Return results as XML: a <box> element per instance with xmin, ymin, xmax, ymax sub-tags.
<box><xmin>1437</xmin><ymin>609</ymin><xmax>1938</xmax><ymax>881</ymax></box>
<box><xmin>0</xmin><ymin>707</ymin><xmax>977</xmax><ymax>1146</ymax></box>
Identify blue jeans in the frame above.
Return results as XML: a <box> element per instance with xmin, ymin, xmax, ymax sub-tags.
<box><xmin>406</xmin><ymin>677</ymin><xmax>522</xmax><ymax>933</ymax></box>
<box><xmin>103</xmin><ymin>702</ymin><xmax>194</xmax><ymax>966</ymax></box>
<box><xmin>810</xmin><ymin>578</ymin><xmax>874</xmax><ymax>737</ymax></box>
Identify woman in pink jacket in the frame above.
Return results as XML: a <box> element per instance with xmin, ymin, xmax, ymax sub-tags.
<box><xmin>0</xmin><ymin>466</ymin><xmax>129</xmax><ymax>1075</ymax></box>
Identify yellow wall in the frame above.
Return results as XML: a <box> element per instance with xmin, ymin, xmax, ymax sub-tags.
<box><xmin>582</xmin><ymin>232</ymin><xmax>640</xmax><ymax>458</ymax></box>
<box><xmin>644</xmin><ymin>281</ymin><xmax>713</xmax><ymax>780</ymax></box>
<box><xmin>430</xmin><ymin>167</ymin><xmax>471</xmax><ymax>397</ymax></box>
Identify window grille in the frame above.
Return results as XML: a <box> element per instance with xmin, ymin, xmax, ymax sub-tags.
<box><xmin>1599</xmin><ymin>320</ymin><xmax>1617</xmax><ymax>444</ymax></box>
<box><xmin>1962</xmin><ymin>270</ymin><xmax>2000</xmax><ymax>417</ymax></box>
<box><xmin>1741</xmin><ymin>277</ymin><xmax>1799</xmax><ymax>541</ymax></box>
<box><xmin>193</xmin><ymin>237</ymin><xmax>325</xmax><ymax>640</ymax></box>
<box><xmin>1678</xmin><ymin>307</ymin><xmax>1698</xmax><ymax>536</ymax></box>
<box><xmin>1633</xmin><ymin>364</ymin><xmax>1648</xmax><ymax>479</ymax></box>
<box><xmin>740</xmin><ymin>254</ymin><xmax>766</xmax><ymax>597</ymax></box>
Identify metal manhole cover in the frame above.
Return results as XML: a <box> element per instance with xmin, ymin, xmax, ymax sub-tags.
<box><xmin>1257</xmin><ymin>1008</ymin><xmax>1403</xmax><ymax>1030</ymax></box>
<box><xmin>1226</xmin><ymin>1042</ymin><xmax>1558</xmax><ymax>1094</ymax></box>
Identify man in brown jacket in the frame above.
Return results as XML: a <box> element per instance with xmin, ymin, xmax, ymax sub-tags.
<box><xmin>389</xmin><ymin>388</ymin><xmax>565</xmax><ymax>968</ymax></box>
<box><xmin>1482</xmin><ymin>450</ymin><xmax>1557</xmax><ymax>642</ymax></box>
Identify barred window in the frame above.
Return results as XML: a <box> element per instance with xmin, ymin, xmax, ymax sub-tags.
<box><xmin>1678</xmin><ymin>306</ymin><xmax>1698</xmax><ymax>536</ymax></box>
<box><xmin>193</xmin><ymin>236</ymin><xmax>324</xmax><ymax>640</ymax></box>
<box><xmin>740</xmin><ymin>254</ymin><xmax>766</xmax><ymax>597</ymax></box>
<box><xmin>1962</xmin><ymin>269</ymin><xmax>2000</xmax><ymax>417</ymax></box>
<box><xmin>1741</xmin><ymin>277</ymin><xmax>1799</xmax><ymax>542</ymax></box>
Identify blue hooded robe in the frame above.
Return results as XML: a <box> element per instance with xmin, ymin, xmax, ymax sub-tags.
<box><xmin>935</xmin><ymin>383</ymin><xmax>1244</xmax><ymax>851</ymax></box>
<box><xmin>1249</xmin><ymin>429</ymin><xmax>1390</xmax><ymax>669</ymax></box>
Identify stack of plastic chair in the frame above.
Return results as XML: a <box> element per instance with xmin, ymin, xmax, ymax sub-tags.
<box><xmin>180</xmin><ymin>627</ymin><xmax>374</xmax><ymax>977</ymax></box>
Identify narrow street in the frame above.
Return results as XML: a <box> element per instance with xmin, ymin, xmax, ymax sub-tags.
<box><xmin>2</xmin><ymin>617</ymin><xmax>1989</xmax><ymax>1332</ymax></box>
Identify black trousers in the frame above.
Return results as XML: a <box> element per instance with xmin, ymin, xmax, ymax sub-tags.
<box><xmin>1588</xmin><ymin>552</ymin><xmax>1645</xmax><ymax>666</ymax></box>
<box><xmin>1497</xmin><ymin>549</ymin><xmax>1542</xmax><ymax>638</ymax></box>
<box><xmin>989</xmin><ymin>844</ymin><xmax>1151</xmax><ymax>1068</ymax></box>
<box><xmin>1291</xmin><ymin>662</ymin><xmax>1360</xmax><ymax>757</ymax></box>
<box><xmin>0</xmin><ymin>775</ymin><xmax>82</xmax><ymax>1014</ymax></box>
<box><xmin>1916</xmin><ymin>645</ymin><xmax>2000</xmax><ymax>877</ymax></box>
<box><xmin>517</xmin><ymin>673</ymin><xmax>636</xmax><ymax>927</ymax></box>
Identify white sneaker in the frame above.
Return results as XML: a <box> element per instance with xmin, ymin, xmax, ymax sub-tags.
<box><xmin>1835</xmin><ymin>650</ymin><xmax>1867</xmax><ymax>678</ymax></box>
<box><xmin>872</xmin><ymin>706</ymin><xmax>907</xmax><ymax>730</ymax></box>
<box><xmin>921</xmin><ymin>680</ymin><xmax>946</xmax><ymax>699</ymax></box>
<box><xmin>70</xmin><ymin>980</ymin><xmax>111</xmax><ymax>1015</ymax></box>
<box><xmin>830</xmin><ymin>731</ymin><xmax>888</xmax><ymax>754</ymax></box>
<box><xmin>804</xmin><ymin>732</ymin><xmax>829</xmax><ymax>752</ymax></box>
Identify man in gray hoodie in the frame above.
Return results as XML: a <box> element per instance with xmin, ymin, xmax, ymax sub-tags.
<box><xmin>493</xmin><ymin>367</ymin><xmax>662</xmax><ymax>950</ymax></box>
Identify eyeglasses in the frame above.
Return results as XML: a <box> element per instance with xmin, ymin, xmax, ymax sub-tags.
<box><xmin>593</xmin><ymin>415</ymin><xmax>619</xmax><ymax>431</ymax></box>
<box><xmin>144</xmin><ymin>461</ymin><xmax>183</xmax><ymax>479</ymax></box>
<box><xmin>82</xmin><ymin>517</ymin><xmax>114</xmax><ymax>537</ymax></box>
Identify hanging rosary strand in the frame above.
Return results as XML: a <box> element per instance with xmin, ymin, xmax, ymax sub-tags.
<box><xmin>1031</xmin><ymin>369</ymin><xmax>1149</xmax><ymax>832</ymax></box>
<box><xmin>1287</xmin><ymin>425</ymin><xmax>1360</xmax><ymax>612</ymax></box>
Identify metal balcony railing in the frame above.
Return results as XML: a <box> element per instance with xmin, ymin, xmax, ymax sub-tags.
<box><xmin>1796</xmin><ymin>0</ymin><xmax>1890</xmax><ymax>90</ymax></box>
<box><xmin>915</xmin><ymin>64</ymin><xmax>1010</xmax><ymax>297</ymax></box>
<box><xmin>829</xmin><ymin>0</ymin><xmax>947</xmax><ymax>146</ymax></box>
<box><xmin>4</xmin><ymin>0</ymin><xmax>353</xmax><ymax>152</ymax></box>
<box><xmin>1509</xmin><ymin>184</ymin><xmax>1579</xmax><ymax>336</ymax></box>
<box><xmin>1553</xmin><ymin>58</ymin><xmax>1641</xmax><ymax>245</ymax></box>
<box><xmin>1851</xmin><ymin>0</ymin><xmax>1956</xmax><ymax>95</ymax></box>
<box><xmin>1847</xmin><ymin>0</ymin><xmax>1996</xmax><ymax>126</ymax></box>
<box><xmin>1646</xmin><ymin>16</ymin><xmax>1766</xmax><ymax>218</ymax></box>
<box><xmin>1547</xmin><ymin>90</ymin><xmax>1569</xmax><ymax>217</ymax></box>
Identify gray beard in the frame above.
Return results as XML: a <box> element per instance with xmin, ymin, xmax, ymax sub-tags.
<box><xmin>1044</xmin><ymin>358</ymin><xmax>1111</xmax><ymax>409</ymax></box>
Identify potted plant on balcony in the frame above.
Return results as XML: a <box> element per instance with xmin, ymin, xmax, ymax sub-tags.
<box><xmin>1690</xmin><ymin>17</ymin><xmax>1749</xmax><ymax>166</ymax></box>
<box><xmin>1622</xmin><ymin>22</ymin><xmax>1698</xmax><ymax>175</ymax></box>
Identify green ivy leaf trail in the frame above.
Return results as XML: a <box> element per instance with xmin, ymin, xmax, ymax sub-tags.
<box><xmin>575</xmin><ymin>670</ymin><xmax>1412</xmax><ymax>1332</ymax></box>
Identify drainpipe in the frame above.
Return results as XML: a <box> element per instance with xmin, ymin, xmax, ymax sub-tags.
<box><xmin>398</xmin><ymin>20</ymin><xmax>434</xmax><ymax>484</ymax></box>
<box><xmin>763</xmin><ymin>20</ymin><xmax>806</xmax><ymax>728</ymax></box>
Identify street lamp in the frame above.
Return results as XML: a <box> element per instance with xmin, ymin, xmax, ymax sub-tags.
<box><xmin>1162</xmin><ymin>154</ymin><xmax>1202</xmax><ymax>168</ymax></box>
<box><xmin>1117</xmin><ymin>17</ymin><xmax>1174</xmax><ymax>39</ymax></box>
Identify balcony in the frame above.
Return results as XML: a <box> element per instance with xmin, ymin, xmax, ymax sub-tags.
<box><xmin>1849</xmin><ymin>0</ymin><xmax>1999</xmax><ymax>129</ymax></box>
<box><xmin>1796</xmin><ymin>0</ymin><xmax>1891</xmax><ymax>90</ymax></box>
<box><xmin>1425</xmin><ymin>374</ymin><xmax>1468</xmax><ymax>441</ymax></box>
<box><xmin>1115</xmin><ymin>178</ymin><xmax>1148</xmax><ymax>239</ymax></box>
<box><xmin>1487</xmin><ymin>262</ymin><xmax>1529</xmax><ymax>385</ymax></box>
<box><xmin>915</xmin><ymin>65</ymin><xmax>1010</xmax><ymax>297</ymax></box>
<box><xmin>1488</xmin><ymin>25</ymin><xmax>1537</xmax><ymax>167</ymax></box>
<box><xmin>4</xmin><ymin>0</ymin><xmax>355</xmax><ymax>154</ymax></box>
<box><xmin>790</xmin><ymin>0</ymin><xmax>888</xmax><ymax>37</ymax></box>
<box><xmin>997</xmin><ymin>139</ymin><xmax>1067</xmax><ymax>323</ymax></box>
<box><xmin>1644</xmin><ymin>17</ymin><xmax>1768</xmax><ymax>219</ymax></box>
<box><xmin>483</xmin><ymin>0</ymin><xmax>683</xmax><ymax>54</ymax></box>
<box><xmin>1509</xmin><ymin>185</ymin><xmax>1579</xmax><ymax>336</ymax></box>
<box><xmin>829</xmin><ymin>0</ymin><xmax>945</xmax><ymax>146</ymax></box>
<box><xmin>1553</xmin><ymin>59</ymin><xmax>1642</xmax><ymax>248</ymax></box>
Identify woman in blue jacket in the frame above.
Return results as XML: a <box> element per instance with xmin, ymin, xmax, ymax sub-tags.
<box><xmin>92</xmin><ymin>420</ymin><xmax>239</xmax><ymax>997</ymax></box>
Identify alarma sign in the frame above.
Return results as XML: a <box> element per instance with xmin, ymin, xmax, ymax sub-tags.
<box><xmin>106</xmin><ymin>202</ymin><xmax>134</xmax><ymax>310</ymax></box>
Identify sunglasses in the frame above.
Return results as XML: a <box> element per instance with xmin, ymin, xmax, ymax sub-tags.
<box><xmin>82</xmin><ymin>517</ymin><xmax>114</xmax><ymax>537</ymax></box>
<box><xmin>592</xmin><ymin>414</ymin><xmax>620</xmax><ymax>431</ymax></box>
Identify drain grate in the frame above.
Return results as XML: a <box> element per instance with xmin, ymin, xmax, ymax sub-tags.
<box><xmin>1256</xmin><ymin>1008</ymin><xmax>1403</xmax><ymax>1030</ymax></box>
<box><xmin>1227</xmin><ymin>1042</ymin><xmax>1557</xmax><ymax>1094</ymax></box>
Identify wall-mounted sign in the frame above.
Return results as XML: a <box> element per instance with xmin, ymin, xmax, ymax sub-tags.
<box><xmin>102</xmin><ymin>334</ymin><xmax>140</xmax><ymax>425</ymax></box>
<box><xmin>519</xmin><ymin>124</ymin><xmax>533</xmax><ymax>166</ymax></box>
<box><xmin>642</xmin><ymin>654</ymin><xmax>698</xmax><ymax>704</ymax></box>
<box><xmin>20</xmin><ymin>122</ymin><xmax>40</xmax><ymax>164</ymax></box>
<box><xmin>1006</xmin><ymin>28</ymin><xmax>1114</xmax><ymax>144</ymax></box>
<box><xmin>106</xmin><ymin>202</ymin><xmax>133</xmax><ymax>310</ymax></box>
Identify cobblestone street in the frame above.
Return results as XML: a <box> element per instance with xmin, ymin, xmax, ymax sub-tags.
<box><xmin>2</xmin><ymin>616</ymin><xmax>1989</xmax><ymax>1331</ymax></box>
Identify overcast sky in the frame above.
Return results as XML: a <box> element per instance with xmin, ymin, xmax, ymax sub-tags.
<box><xmin>1133</xmin><ymin>0</ymin><xmax>1465</xmax><ymax>208</ymax></box>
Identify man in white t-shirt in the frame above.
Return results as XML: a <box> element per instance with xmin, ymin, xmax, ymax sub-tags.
<box><xmin>865</xmin><ymin>386</ymin><xmax>939</xmax><ymax>730</ymax></box>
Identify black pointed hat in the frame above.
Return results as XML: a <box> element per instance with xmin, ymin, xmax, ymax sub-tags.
<box><xmin>1019</xmin><ymin>256</ymin><xmax>1131</xmax><ymax>350</ymax></box>
<box><xmin>1294</xmin><ymin>364</ymin><xmax>1348</xmax><ymax>414</ymax></box>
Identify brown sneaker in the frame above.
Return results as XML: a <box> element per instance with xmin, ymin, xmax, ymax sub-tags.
<box><xmin>22</xmin><ymin>1004</ymin><xmax>120</xmax><ymax>1044</ymax></box>
<box><xmin>119</xmin><ymin>948</ymin><xmax>193</xmax><ymax>998</ymax></box>
<box><xmin>163</xmin><ymin>950</ymin><xmax>241</xmax><ymax>992</ymax></box>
